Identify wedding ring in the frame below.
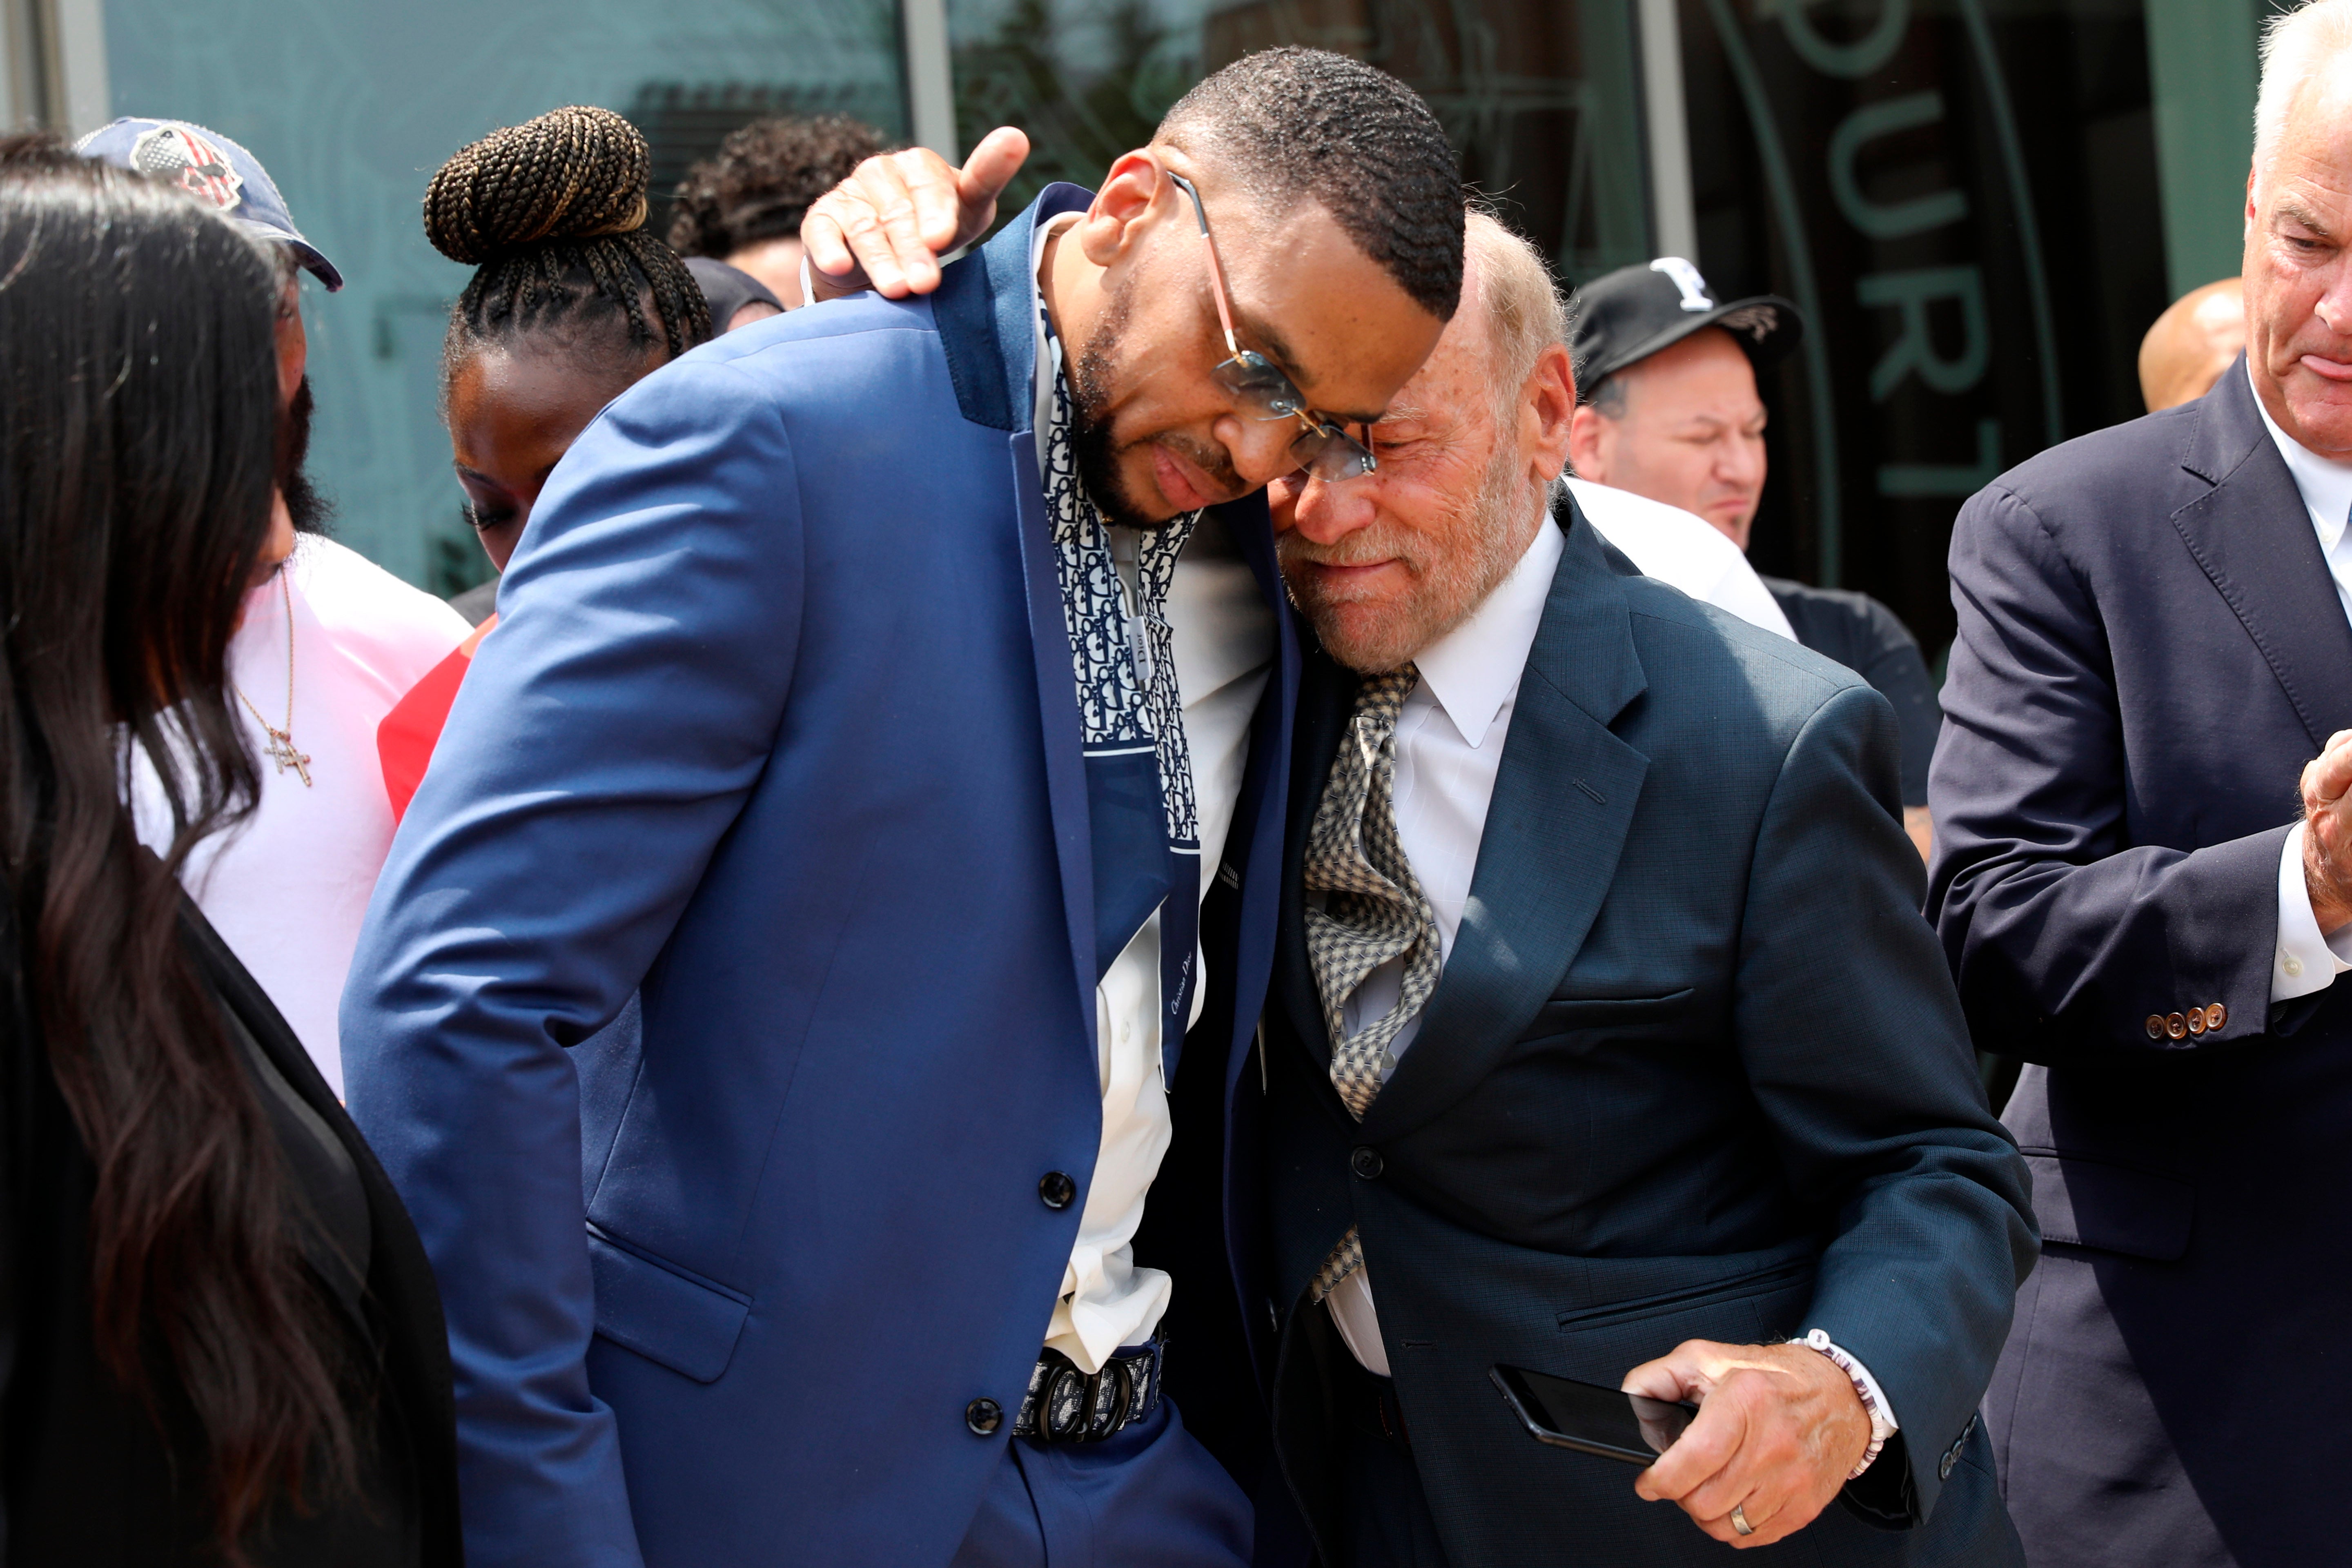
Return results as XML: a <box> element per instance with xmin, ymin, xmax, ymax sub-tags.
<box><xmin>1730</xmin><ymin>1503</ymin><xmax>1756</xmax><ymax>1537</ymax></box>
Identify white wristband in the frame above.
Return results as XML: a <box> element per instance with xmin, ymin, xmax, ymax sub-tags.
<box><xmin>1795</xmin><ymin>1329</ymin><xmax>1897</xmax><ymax>1479</ymax></box>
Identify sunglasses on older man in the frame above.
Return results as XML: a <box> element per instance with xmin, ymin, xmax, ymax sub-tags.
<box><xmin>1166</xmin><ymin>171</ymin><xmax>1377</xmax><ymax>483</ymax></box>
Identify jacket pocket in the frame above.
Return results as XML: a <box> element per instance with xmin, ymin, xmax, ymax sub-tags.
<box><xmin>1520</xmin><ymin>987</ymin><xmax>1697</xmax><ymax>1044</ymax></box>
<box><xmin>1556</xmin><ymin>1254</ymin><xmax>1813</xmax><ymax>1334</ymax></box>
<box><xmin>588</xmin><ymin>1223</ymin><xmax>752</xmax><ymax>1384</ymax></box>
<box><xmin>2021</xmin><ymin>1150</ymin><xmax>2193</xmax><ymax>1261</ymax></box>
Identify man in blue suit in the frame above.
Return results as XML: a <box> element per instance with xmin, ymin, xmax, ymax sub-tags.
<box><xmin>341</xmin><ymin>51</ymin><xmax>1464</xmax><ymax>1568</ymax></box>
<box><xmin>1931</xmin><ymin>4</ymin><xmax>2352</xmax><ymax>1560</ymax></box>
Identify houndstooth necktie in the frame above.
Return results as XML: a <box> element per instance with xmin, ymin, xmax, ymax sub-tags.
<box><xmin>1302</xmin><ymin>665</ymin><xmax>1441</xmax><ymax>1302</ymax></box>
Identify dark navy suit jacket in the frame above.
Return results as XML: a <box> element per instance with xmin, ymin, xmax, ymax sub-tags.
<box><xmin>339</xmin><ymin>189</ymin><xmax>1298</xmax><ymax>1567</ymax></box>
<box><xmin>1264</xmin><ymin>510</ymin><xmax>2036</xmax><ymax>1565</ymax></box>
<box><xmin>1931</xmin><ymin>359</ymin><xmax>2352</xmax><ymax>1567</ymax></box>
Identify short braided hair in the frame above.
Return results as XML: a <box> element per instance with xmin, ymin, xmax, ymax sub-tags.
<box><xmin>425</xmin><ymin>105</ymin><xmax>710</xmax><ymax>378</ymax></box>
<box><xmin>667</xmin><ymin>114</ymin><xmax>889</xmax><ymax>258</ymax></box>
<box><xmin>1158</xmin><ymin>49</ymin><xmax>1463</xmax><ymax>320</ymax></box>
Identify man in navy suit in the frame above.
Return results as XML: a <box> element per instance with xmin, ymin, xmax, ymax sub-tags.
<box><xmin>1930</xmin><ymin>3</ymin><xmax>2352</xmax><ymax>1561</ymax></box>
<box><xmin>340</xmin><ymin>51</ymin><xmax>1463</xmax><ymax>1568</ymax></box>
<box><xmin>1256</xmin><ymin>216</ymin><xmax>2032</xmax><ymax>1565</ymax></box>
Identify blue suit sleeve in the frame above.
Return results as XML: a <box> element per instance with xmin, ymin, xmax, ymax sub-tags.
<box><xmin>1928</xmin><ymin>484</ymin><xmax>2283</xmax><ymax>1059</ymax></box>
<box><xmin>1735</xmin><ymin>682</ymin><xmax>2037</xmax><ymax>1523</ymax></box>
<box><xmin>339</xmin><ymin>357</ymin><xmax>804</xmax><ymax>1568</ymax></box>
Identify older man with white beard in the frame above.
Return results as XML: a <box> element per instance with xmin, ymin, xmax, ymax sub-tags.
<box><xmin>1249</xmin><ymin>214</ymin><xmax>2030</xmax><ymax>1567</ymax></box>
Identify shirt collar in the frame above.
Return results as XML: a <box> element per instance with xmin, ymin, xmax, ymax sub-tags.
<box><xmin>2250</xmin><ymin>358</ymin><xmax>2352</xmax><ymax>549</ymax></box>
<box><xmin>1030</xmin><ymin>212</ymin><xmax>1082</xmax><ymax>444</ymax></box>
<box><xmin>1411</xmin><ymin>509</ymin><xmax>1564</xmax><ymax>750</ymax></box>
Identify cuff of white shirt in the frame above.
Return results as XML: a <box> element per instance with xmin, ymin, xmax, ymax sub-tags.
<box><xmin>1794</xmin><ymin>1330</ymin><xmax>1898</xmax><ymax>1479</ymax></box>
<box><xmin>798</xmin><ymin>250</ymin><xmax>817</xmax><ymax>310</ymax></box>
<box><xmin>2274</xmin><ymin>822</ymin><xmax>2352</xmax><ymax>1002</ymax></box>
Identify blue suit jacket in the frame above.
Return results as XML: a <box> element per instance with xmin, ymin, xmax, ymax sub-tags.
<box><xmin>1931</xmin><ymin>358</ymin><xmax>2352</xmax><ymax>1566</ymax></box>
<box><xmin>340</xmin><ymin>188</ymin><xmax>1298</xmax><ymax>1567</ymax></box>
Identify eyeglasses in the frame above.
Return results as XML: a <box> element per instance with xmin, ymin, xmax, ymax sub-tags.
<box><xmin>1166</xmin><ymin>171</ymin><xmax>1376</xmax><ymax>483</ymax></box>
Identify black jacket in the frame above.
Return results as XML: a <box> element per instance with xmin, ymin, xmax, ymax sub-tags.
<box><xmin>1932</xmin><ymin>357</ymin><xmax>2352</xmax><ymax>1567</ymax></box>
<box><xmin>0</xmin><ymin>893</ymin><xmax>461</xmax><ymax>1565</ymax></box>
<box><xmin>1761</xmin><ymin>577</ymin><xmax>1940</xmax><ymax>807</ymax></box>
<box><xmin>1265</xmin><ymin>510</ymin><xmax>2036</xmax><ymax>1566</ymax></box>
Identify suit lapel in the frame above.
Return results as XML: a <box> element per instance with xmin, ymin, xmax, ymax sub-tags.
<box><xmin>1276</xmin><ymin>644</ymin><xmax>1356</xmax><ymax>1069</ymax></box>
<box><xmin>2171</xmin><ymin>360</ymin><xmax>2352</xmax><ymax>751</ymax></box>
<box><xmin>1362</xmin><ymin>508</ymin><xmax>1650</xmax><ymax>1145</ymax></box>
<box><xmin>935</xmin><ymin>185</ymin><xmax>1107</xmax><ymax>1049</ymax></box>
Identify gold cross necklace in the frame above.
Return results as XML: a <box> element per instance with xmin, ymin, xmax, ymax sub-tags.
<box><xmin>232</xmin><ymin>569</ymin><xmax>312</xmax><ymax>787</ymax></box>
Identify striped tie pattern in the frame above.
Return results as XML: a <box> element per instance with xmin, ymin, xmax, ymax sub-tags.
<box><xmin>1301</xmin><ymin>665</ymin><xmax>1439</xmax><ymax>1302</ymax></box>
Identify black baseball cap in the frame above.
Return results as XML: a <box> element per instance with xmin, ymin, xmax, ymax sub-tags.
<box><xmin>1569</xmin><ymin>257</ymin><xmax>1799</xmax><ymax>401</ymax></box>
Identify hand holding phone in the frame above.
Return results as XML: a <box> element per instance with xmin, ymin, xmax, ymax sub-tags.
<box><xmin>1489</xmin><ymin>1364</ymin><xmax>1698</xmax><ymax>1465</ymax></box>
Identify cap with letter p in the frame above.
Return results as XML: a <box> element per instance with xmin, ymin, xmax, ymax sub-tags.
<box><xmin>1568</xmin><ymin>256</ymin><xmax>1798</xmax><ymax>403</ymax></box>
<box><xmin>74</xmin><ymin>117</ymin><xmax>343</xmax><ymax>291</ymax></box>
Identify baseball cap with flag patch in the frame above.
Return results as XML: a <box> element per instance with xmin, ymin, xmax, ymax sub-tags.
<box><xmin>74</xmin><ymin>117</ymin><xmax>343</xmax><ymax>291</ymax></box>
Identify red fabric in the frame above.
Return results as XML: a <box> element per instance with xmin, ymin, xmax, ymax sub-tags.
<box><xmin>377</xmin><ymin>614</ymin><xmax>494</xmax><ymax>823</ymax></box>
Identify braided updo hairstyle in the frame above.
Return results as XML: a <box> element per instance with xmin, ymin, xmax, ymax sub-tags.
<box><xmin>425</xmin><ymin>105</ymin><xmax>710</xmax><ymax>380</ymax></box>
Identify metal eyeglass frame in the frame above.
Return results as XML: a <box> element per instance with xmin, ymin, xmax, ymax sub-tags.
<box><xmin>1165</xmin><ymin>170</ymin><xmax>1376</xmax><ymax>482</ymax></box>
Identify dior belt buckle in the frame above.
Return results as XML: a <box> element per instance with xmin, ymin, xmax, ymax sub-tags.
<box><xmin>1080</xmin><ymin>1355</ymin><xmax>1137</xmax><ymax>1442</ymax></box>
<box><xmin>1038</xmin><ymin>1350</ymin><xmax>1140</xmax><ymax>1443</ymax></box>
<box><xmin>1040</xmin><ymin>1359</ymin><xmax>1092</xmax><ymax>1442</ymax></box>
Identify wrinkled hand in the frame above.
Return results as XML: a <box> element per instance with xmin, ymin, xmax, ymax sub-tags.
<box><xmin>799</xmin><ymin>127</ymin><xmax>1031</xmax><ymax>301</ymax></box>
<box><xmin>2303</xmin><ymin>728</ymin><xmax>2352</xmax><ymax>933</ymax></box>
<box><xmin>1621</xmin><ymin>1340</ymin><xmax>1868</xmax><ymax>1549</ymax></box>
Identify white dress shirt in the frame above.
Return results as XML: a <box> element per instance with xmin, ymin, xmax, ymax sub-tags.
<box><xmin>129</xmin><ymin>536</ymin><xmax>470</xmax><ymax>1093</ymax></box>
<box><xmin>2249</xmin><ymin>363</ymin><xmax>2352</xmax><ymax>1002</ymax></box>
<box><xmin>1566</xmin><ymin>477</ymin><xmax>1795</xmax><ymax>641</ymax></box>
<box><xmin>1029</xmin><ymin>214</ymin><xmax>1278</xmax><ymax>1372</ymax></box>
<box><xmin>1318</xmin><ymin>511</ymin><xmax>1896</xmax><ymax>1469</ymax></box>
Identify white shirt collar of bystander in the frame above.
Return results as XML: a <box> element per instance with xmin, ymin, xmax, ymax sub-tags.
<box><xmin>2251</xmin><ymin>358</ymin><xmax>2352</xmax><ymax>550</ymax></box>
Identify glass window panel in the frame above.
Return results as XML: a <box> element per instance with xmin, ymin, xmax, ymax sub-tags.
<box><xmin>102</xmin><ymin>0</ymin><xmax>906</xmax><ymax>588</ymax></box>
<box><xmin>1679</xmin><ymin>0</ymin><xmax>2165</xmax><ymax>653</ymax></box>
<box><xmin>947</xmin><ymin>0</ymin><xmax>1653</xmax><ymax>283</ymax></box>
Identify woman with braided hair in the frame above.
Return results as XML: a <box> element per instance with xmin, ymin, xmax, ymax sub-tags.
<box><xmin>378</xmin><ymin>105</ymin><xmax>709</xmax><ymax>817</ymax></box>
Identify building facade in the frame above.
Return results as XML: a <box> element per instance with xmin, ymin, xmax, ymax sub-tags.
<box><xmin>0</xmin><ymin>0</ymin><xmax>2276</xmax><ymax>654</ymax></box>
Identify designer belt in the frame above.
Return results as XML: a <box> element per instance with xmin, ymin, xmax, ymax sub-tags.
<box><xmin>1013</xmin><ymin>1333</ymin><xmax>1165</xmax><ymax>1443</ymax></box>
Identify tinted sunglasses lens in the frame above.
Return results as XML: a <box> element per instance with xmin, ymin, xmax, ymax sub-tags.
<box><xmin>1294</xmin><ymin>424</ymin><xmax>1376</xmax><ymax>481</ymax></box>
<box><xmin>1214</xmin><ymin>352</ymin><xmax>1305</xmax><ymax>419</ymax></box>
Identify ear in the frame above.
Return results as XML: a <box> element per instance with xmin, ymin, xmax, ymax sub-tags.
<box><xmin>1566</xmin><ymin>399</ymin><xmax>1609</xmax><ymax>484</ymax></box>
<box><xmin>1077</xmin><ymin>149</ymin><xmax>1167</xmax><ymax>268</ymax></box>
<box><xmin>1523</xmin><ymin>343</ymin><xmax>1576</xmax><ymax>486</ymax></box>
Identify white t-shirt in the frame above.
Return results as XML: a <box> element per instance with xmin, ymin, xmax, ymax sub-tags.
<box><xmin>131</xmin><ymin>536</ymin><xmax>470</xmax><ymax>1094</ymax></box>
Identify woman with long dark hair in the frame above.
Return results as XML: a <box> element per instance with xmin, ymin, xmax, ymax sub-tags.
<box><xmin>0</xmin><ymin>137</ymin><xmax>459</xmax><ymax>1565</ymax></box>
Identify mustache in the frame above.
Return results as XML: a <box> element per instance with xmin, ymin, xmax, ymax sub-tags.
<box><xmin>1156</xmin><ymin>431</ymin><xmax>1243</xmax><ymax>498</ymax></box>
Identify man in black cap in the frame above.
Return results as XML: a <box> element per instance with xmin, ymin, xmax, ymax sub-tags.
<box><xmin>1567</xmin><ymin>259</ymin><xmax>1940</xmax><ymax>859</ymax></box>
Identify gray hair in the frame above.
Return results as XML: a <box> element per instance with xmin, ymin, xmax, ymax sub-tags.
<box><xmin>2255</xmin><ymin>0</ymin><xmax>2352</xmax><ymax>193</ymax></box>
<box><xmin>1460</xmin><ymin>211</ymin><xmax>1570</xmax><ymax>501</ymax></box>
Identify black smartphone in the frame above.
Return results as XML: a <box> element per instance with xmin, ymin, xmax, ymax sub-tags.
<box><xmin>1489</xmin><ymin>1364</ymin><xmax>1699</xmax><ymax>1466</ymax></box>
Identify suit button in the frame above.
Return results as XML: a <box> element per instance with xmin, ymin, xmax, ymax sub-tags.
<box><xmin>2186</xmin><ymin>1008</ymin><xmax>2207</xmax><ymax>1035</ymax></box>
<box><xmin>1351</xmin><ymin>1146</ymin><xmax>1384</xmax><ymax>1180</ymax></box>
<box><xmin>1039</xmin><ymin>1171</ymin><xmax>1076</xmax><ymax>1210</ymax></box>
<box><xmin>1939</xmin><ymin>1450</ymin><xmax>1956</xmax><ymax>1481</ymax></box>
<box><xmin>2144</xmin><ymin>1015</ymin><xmax>2166</xmax><ymax>1040</ymax></box>
<box><xmin>966</xmin><ymin>1398</ymin><xmax>1002</xmax><ymax>1436</ymax></box>
<box><xmin>2165</xmin><ymin>1013</ymin><xmax>2187</xmax><ymax>1039</ymax></box>
<box><xmin>2207</xmin><ymin>1002</ymin><xmax>2227</xmax><ymax>1031</ymax></box>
